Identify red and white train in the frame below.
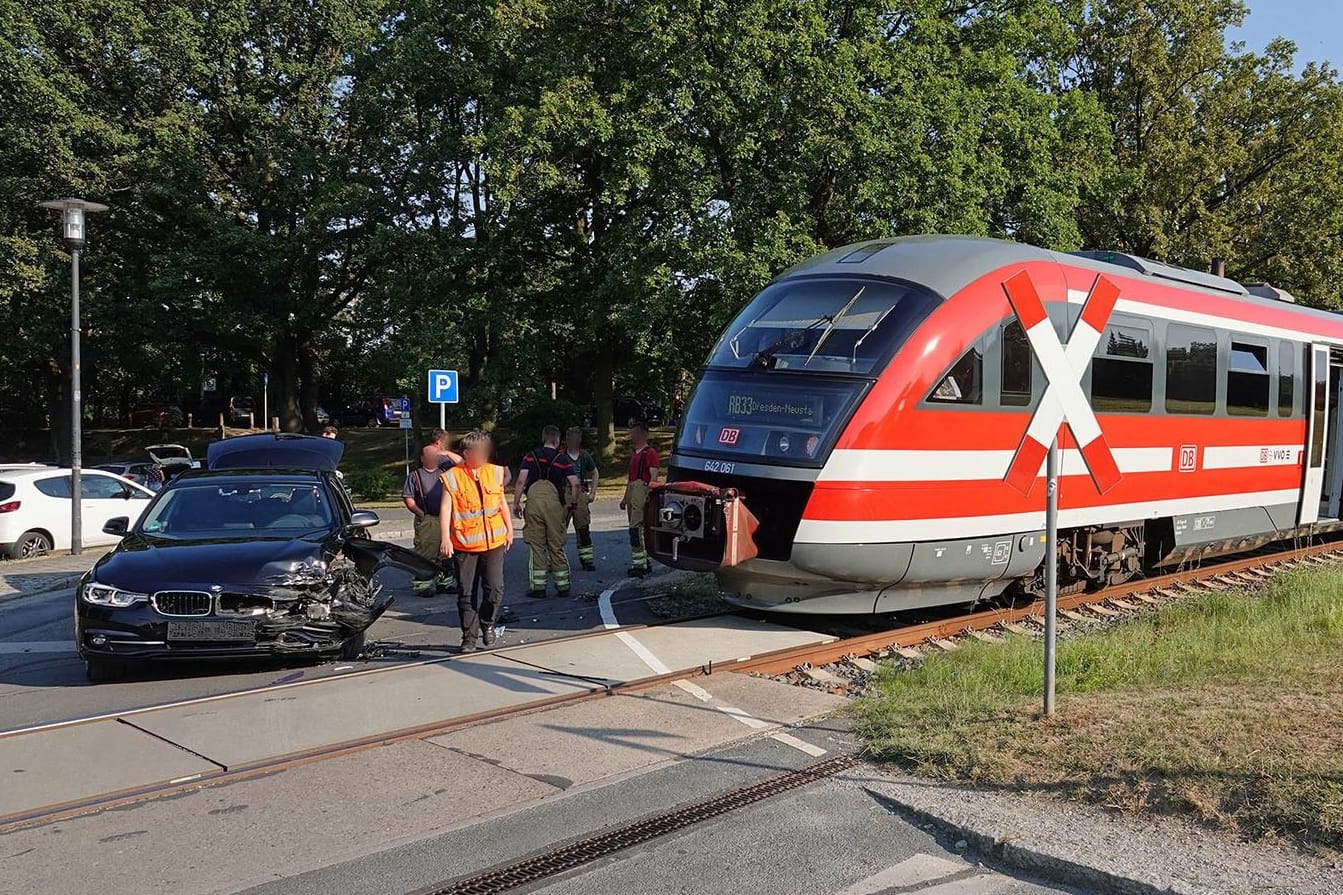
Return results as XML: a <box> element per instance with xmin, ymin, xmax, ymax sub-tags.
<box><xmin>646</xmin><ymin>235</ymin><xmax>1343</xmax><ymax>613</ymax></box>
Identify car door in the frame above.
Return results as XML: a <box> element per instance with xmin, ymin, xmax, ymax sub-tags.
<box><xmin>80</xmin><ymin>474</ymin><xmax>145</xmax><ymax>545</ymax></box>
<box><xmin>30</xmin><ymin>474</ymin><xmax>74</xmax><ymax>550</ymax></box>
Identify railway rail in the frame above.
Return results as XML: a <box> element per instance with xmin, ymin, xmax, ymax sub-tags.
<box><xmin>4</xmin><ymin>537</ymin><xmax>1337</xmax><ymax>833</ymax></box>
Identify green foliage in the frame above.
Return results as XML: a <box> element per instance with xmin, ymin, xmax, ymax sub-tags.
<box><xmin>342</xmin><ymin>463</ymin><xmax>397</xmax><ymax>500</ymax></box>
<box><xmin>505</xmin><ymin>398</ymin><xmax>589</xmax><ymax>443</ymax></box>
<box><xmin>3</xmin><ymin>0</ymin><xmax>1343</xmax><ymax>438</ymax></box>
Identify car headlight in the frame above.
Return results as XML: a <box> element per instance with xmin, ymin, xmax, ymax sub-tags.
<box><xmin>82</xmin><ymin>583</ymin><xmax>148</xmax><ymax>607</ymax></box>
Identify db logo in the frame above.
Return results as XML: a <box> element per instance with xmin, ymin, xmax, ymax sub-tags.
<box><xmin>1179</xmin><ymin>445</ymin><xmax>1198</xmax><ymax>472</ymax></box>
<box><xmin>718</xmin><ymin>427</ymin><xmax>741</xmax><ymax>445</ymax></box>
<box><xmin>1259</xmin><ymin>447</ymin><xmax>1270</xmax><ymax>464</ymax></box>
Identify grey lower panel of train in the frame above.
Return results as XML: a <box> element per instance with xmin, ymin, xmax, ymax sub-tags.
<box><xmin>720</xmin><ymin>501</ymin><xmax>1332</xmax><ymax>614</ymax></box>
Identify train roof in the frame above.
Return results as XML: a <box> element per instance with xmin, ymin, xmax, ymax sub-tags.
<box><xmin>776</xmin><ymin>234</ymin><xmax>1339</xmax><ymax>327</ymax></box>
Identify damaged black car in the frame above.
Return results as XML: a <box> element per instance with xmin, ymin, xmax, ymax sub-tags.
<box><xmin>75</xmin><ymin>433</ymin><xmax>436</xmax><ymax>682</ymax></box>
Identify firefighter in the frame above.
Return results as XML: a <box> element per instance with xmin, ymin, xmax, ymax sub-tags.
<box><xmin>439</xmin><ymin>430</ymin><xmax>514</xmax><ymax>651</ymax></box>
<box><xmin>563</xmin><ymin>425</ymin><xmax>599</xmax><ymax>571</ymax></box>
<box><xmin>512</xmin><ymin>425</ymin><xmax>580</xmax><ymax>597</ymax></box>
<box><xmin>402</xmin><ymin>443</ymin><xmax>456</xmax><ymax>597</ymax></box>
<box><xmin>620</xmin><ymin>421</ymin><xmax>659</xmax><ymax>577</ymax></box>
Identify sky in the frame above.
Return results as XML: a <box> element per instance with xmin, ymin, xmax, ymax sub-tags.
<box><xmin>1231</xmin><ymin>0</ymin><xmax>1341</xmax><ymax>64</ymax></box>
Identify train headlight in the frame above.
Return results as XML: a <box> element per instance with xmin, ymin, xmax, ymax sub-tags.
<box><xmin>660</xmin><ymin>501</ymin><xmax>685</xmax><ymax>529</ymax></box>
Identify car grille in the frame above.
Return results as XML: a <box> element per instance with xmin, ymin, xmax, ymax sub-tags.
<box><xmin>151</xmin><ymin>591</ymin><xmax>213</xmax><ymax>617</ymax></box>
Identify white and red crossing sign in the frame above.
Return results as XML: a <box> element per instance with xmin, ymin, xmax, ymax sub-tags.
<box><xmin>1002</xmin><ymin>270</ymin><xmax>1122</xmax><ymax>495</ymax></box>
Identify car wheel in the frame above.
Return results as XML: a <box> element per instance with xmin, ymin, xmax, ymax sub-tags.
<box><xmin>85</xmin><ymin>657</ymin><xmax>126</xmax><ymax>683</ymax></box>
<box><xmin>366</xmin><ymin>416</ymin><xmax>379</xmax><ymax>428</ymax></box>
<box><xmin>338</xmin><ymin>630</ymin><xmax>366</xmax><ymax>661</ymax></box>
<box><xmin>627</xmin><ymin>416</ymin><xmax>638</xmax><ymax>427</ymax></box>
<box><xmin>8</xmin><ymin>530</ymin><xmax>52</xmax><ymax>560</ymax></box>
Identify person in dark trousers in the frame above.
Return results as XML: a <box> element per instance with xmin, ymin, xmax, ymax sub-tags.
<box><xmin>563</xmin><ymin>426</ymin><xmax>599</xmax><ymax>570</ymax></box>
<box><xmin>513</xmin><ymin>425</ymin><xmax>580</xmax><ymax>597</ymax></box>
<box><xmin>403</xmin><ymin>444</ymin><xmax>457</xmax><ymax>597</ymax></box>
<box><xmin>620</xmin><ymin>421</ymin><xmax>659</xmax><ymax>576</ymax></box>
<box><xmin>439</xmin><ymin>430</ymin><xmax>514</xmax><ymax>651</ymax></box>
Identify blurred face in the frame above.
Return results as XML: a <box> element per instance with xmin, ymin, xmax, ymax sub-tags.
<box><xmin>631</xmin><ymin>426</ymin><xmax>648</xmax><ymax>446</ymax></box>
<box><xmin>463</xmin><ymin>440</ymin><xmax>490</xmax><ymax>468</ymax></box>
<box><xmin>420</xmin><ymin>445</ymin><xmax>441</xmax><ymax>468</ymax></box>
<box><xmin>566</xmin><ymin>432</ymin><xmax>581</xmax><ymax>451</ymax></box>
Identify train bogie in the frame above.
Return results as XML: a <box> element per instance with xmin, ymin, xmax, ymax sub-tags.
<box><xmin>648</xmin><ymin>235</ymin><xmax>1343</xmax><ymax>614</ymax></box>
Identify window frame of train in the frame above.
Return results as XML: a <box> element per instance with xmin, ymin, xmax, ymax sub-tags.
<box><xmin>1164</xmin><ymin>323</ymin><xmax>1218</xmax><ymax>415</ymax></box>
<box><xmin>1277</xmin><ymin>341</ymin><xmax>1298</xmax><ymax>418</ymax></box>
<box><xmin>924</xmin><ymin>315</ymin><xmax>1044</xmax><ymax>412</ymax></box>
<box><xmin>1226</xmin><ymin>336</ymin><xmax>1271</xmax><ymax>417</ymax></box>
<box><xmin>1089</xmin><ymin>314</ymin><xmax>1154</xmax><ymax>414</ymax></box>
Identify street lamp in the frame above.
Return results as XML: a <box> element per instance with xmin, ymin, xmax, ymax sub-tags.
<box><xmin>39</xmin><ymin>198</ymin><xmax>109</xmax><ymax>556</ymax></box>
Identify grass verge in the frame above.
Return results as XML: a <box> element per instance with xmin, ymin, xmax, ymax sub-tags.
<box><xmin>855</xmin><ymin>567</ymin><xmax>1343</xmax><ymax>855</ymax></box>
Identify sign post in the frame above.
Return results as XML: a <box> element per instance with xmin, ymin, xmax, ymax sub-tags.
<box><xmin>1043</xmin><ymin>436</ymin><xmax>1059</xmax><ymax>717</ymax></box>
<box><xmin>428</xmin><ymin>369</ymin><xmax>460</xmax><ymax>430</ymax></box>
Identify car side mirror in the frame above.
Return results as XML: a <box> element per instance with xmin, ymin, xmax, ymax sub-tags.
<box><xmin>348</xmin><ymin>510</ymin><xmax>380</xmax><ymax>529</ymax></box>
<box><xmin>103</xmin><ymin>517</ymin><xmax>129</xmax><ymax>536</ymax></box>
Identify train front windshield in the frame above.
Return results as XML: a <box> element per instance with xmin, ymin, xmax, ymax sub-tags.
<box><xmin>679</xmin><ymin>276</ymin><xmax>940</xmax><ymax>466</ymax></box>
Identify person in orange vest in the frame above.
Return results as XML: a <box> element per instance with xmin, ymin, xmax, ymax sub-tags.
<box><xmin>439</xmin><ymin>429</ymin><xmax>514</xmax><ymax>652</ymax></box>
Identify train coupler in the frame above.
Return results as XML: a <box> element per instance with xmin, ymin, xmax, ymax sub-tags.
<box><xmin>644</xmin><ymin>482</ymin><xmax>760</xmax><ymax>572</ymax></box>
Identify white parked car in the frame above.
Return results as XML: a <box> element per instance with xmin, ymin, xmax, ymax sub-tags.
<box><xmin>0</xmin><ymin>467</ymin><xmax>155</xmax><ymax>559</ymax></box>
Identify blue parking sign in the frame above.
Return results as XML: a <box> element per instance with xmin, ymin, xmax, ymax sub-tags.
<box><xmin>428</xmin><ymin>369</ymin><xmax>459</xmax><ymax>404</ymax></box>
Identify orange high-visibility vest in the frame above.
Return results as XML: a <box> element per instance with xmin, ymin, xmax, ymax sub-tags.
<box><xmin>442</xmin><ymin>464</ymin><xmax>508</xmax><ymax>552</ymax></box>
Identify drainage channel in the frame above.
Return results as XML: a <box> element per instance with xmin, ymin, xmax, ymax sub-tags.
<box><xmin>416</xmin><ymin>754</ymin><xmax>860</xmax><ymax>895</ymax></box>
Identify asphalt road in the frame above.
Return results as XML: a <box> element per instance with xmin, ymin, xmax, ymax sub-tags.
<box><xmin>236</xmin><ymin>719</ymin><xmax>1082</xmax><ymax>895</ymax></box>
<box><xmin>0</xmin><ymin>500</ymin><xmax>668</xmax><ymax>732</ymax></box>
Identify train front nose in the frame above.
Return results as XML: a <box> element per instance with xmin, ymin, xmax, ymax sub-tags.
<box><xmin>644</xmin><ymin>482</ymin><xmax>761</xmax><ymax>571</ymax></box>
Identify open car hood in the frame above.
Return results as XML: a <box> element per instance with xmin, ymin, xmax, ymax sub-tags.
<box><xmin>147</xmin><ymin>443</ymin><xmax>193</xmax><ymax>463</ymax></box>
<box><xmin>207</xmin><ymin>433</ymin><xmax>344</xmax><ymax>471</ymax></box>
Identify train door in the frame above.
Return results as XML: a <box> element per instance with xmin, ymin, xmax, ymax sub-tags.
<box><xmin>1327</xmin><ymin>350</ymin><xmax>1343</xmax><ymax>519</ymax></box>
<box><xmin>1301</xmin><ymin>344</ymin><xmax>1334</xmax><ymax>524</ymax></box>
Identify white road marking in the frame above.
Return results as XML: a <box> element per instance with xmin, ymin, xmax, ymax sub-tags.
<box><xmin>839</xmin><ymin>854</ymin><xmax>1002</xmax><ymax>895</ymax></box>
<box><xmin>604</xmin><ymin>588</ymin><xmax>826</xmax><ymax>757</ymax></box>
<box><xmin>767</xmin><ymin>731</ymin><xmax>828</xmax><ymax>757</ymax></box>
<box><xmin>0</xmin><ymin>641</ymin><xmax>76</xmax><ymax>654</ymax></box>
<box><xmin>614</xmin><ymin>631</ymin><xmax>671</xmax><ymax>674</ymax></box>
<box><xmin>598</xmin><ymin>586</ymin><xmax>620</xmax><ymax>629</ymax></box>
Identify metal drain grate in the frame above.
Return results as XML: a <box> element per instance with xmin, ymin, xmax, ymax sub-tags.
<box><xmin>422</xmin><ymin>753</ymin><xmax>858</xmax><ymax>895</ymax></box>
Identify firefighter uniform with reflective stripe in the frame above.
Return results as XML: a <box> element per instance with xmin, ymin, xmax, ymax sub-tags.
<box><xmin>623</xmin><ymin>444</ymin><xmax>658</xmax><ymax>575</ymax></box>
<box><xmin>519</xmin><ymin>447</ymin><xmax>577</xmax><ymax>596</ymax></box>
<box><xmin>566</xmin><ymin>448</ymin><xmax>597</xmax><ymax>570</ymax></box>
<box><xmin>442</xmin><ymin>463</ymin><xmax>509</xmax><ymax>647</ymax></box>
<box><xmin>403</xmin><ymin>463</ymin><xmax>456</xmax><ymax>596</ymax></box>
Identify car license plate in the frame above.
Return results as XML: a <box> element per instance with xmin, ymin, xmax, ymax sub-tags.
<box><xmin>166</xmin><ymin>620</ymin><xmax>256</xmax><ymax>642</ymax></box>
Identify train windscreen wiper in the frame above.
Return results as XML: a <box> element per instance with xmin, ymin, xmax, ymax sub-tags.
<box><xmin>749</xmin><ymin>314</ymin><xmax>832</xmax><ymax>369</ymax></box>
<box><xmin>804</xmin><ymin>286</ymin><xmax>865</xmax><ymax>367</ymax></box>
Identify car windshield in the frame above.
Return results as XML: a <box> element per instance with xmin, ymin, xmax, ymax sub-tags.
<box><xmin>708</xmin><ymin>277</ymin><xmax>940</xmax><ymax>375</ymax></box>
<box><xmin>138</xmin><ymin>480</ymin><xmax>335</xmax><ymax>539</ymax></box>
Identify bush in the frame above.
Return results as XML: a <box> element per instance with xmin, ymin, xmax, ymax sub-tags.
<box><xmin>343</xmin><ymin>464</ymin><xmax>397</xmax><ymax>500</ymax></box>
<box><xmin>505</xmin><ymin>398</ymin><xmax>589</xmax><ymax>444</ymax></box>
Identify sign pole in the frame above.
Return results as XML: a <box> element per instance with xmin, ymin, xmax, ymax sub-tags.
<box><xmin>440</xmin><ymin>402</ymin><xmax>446</xmax><ymax>432</ymax></box>
<box><xmin>1043</xmin><ymin>436</ymin><xmax>1059</xmax><ymax>717</ymax></box>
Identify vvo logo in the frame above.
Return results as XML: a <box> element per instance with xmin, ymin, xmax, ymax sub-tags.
<box><xmin>1179</xmin><ymin>445</ymin><xmax>1198</xmax><ymax>472</ymax></box>
<box><xmin>718</xmin><ymin>427</ymin><xmax>741</xmax><ymax>445</ymax></box>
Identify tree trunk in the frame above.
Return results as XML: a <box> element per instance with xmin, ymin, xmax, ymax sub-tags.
<box><xmin>298</xmin><ymin>342</ymin><xmax>319</xmax><ymax>433</ymax></box>
<box><xmin>270</xmin><ymin>334</ymin><xmax>303</xmax><ymax>432</ymax></box>
<box><xmin>594</xmin><ymin>343</ymin><xmax>616</xmax><ymax>461</ymax></box>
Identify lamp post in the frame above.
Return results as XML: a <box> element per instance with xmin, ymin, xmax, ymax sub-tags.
<box><xmin>39</xmin><ymin>198</ymin><xmax>109</xmax><ymax>556</ymax></box>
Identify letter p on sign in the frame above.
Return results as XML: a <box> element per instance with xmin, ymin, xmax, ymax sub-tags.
<box><xmin>428</xmin><ymin>369</ymin><xmax>459</xmax><ymax>404</ymax></box>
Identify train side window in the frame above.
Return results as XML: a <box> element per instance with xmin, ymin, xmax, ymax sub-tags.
<box><xmin>1227</xmin><ymin>341</ymin><xmax>1269</xmax><ymax>416</ymax></box>
<box><xmin>1278</xmin><ymin>342</ymin><xmax>1296</xmax><ymax>416</ymax></box>
<box><xmin>1000</xmin><ymin>320</ymin><xmax>1032</xmax><ymax>406</ymax></box>
<box><xmin>929</xmin><ymin>348</ymin><xmax>982</xmax><ymax>404</ymax></box>
<box><xmin>1166</xmin><ymin>324</ymin><xmax>1217</xmax><ymax>414</ymax></box>
<box><xmin>1091</xmin><ymin>322</ymin><xmax>1152</xmax><ymax>413</ymax></box>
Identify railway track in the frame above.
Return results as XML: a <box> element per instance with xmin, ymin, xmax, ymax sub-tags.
<box><xmin>735</xmin><ymin>535</ymin><xmax>1343</xmax><ymax>677</ymax></box>
<box><xmin>6</xmin><ymin>537</ymin><xmax>1338</xmax><ymax>833</ymax></box>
